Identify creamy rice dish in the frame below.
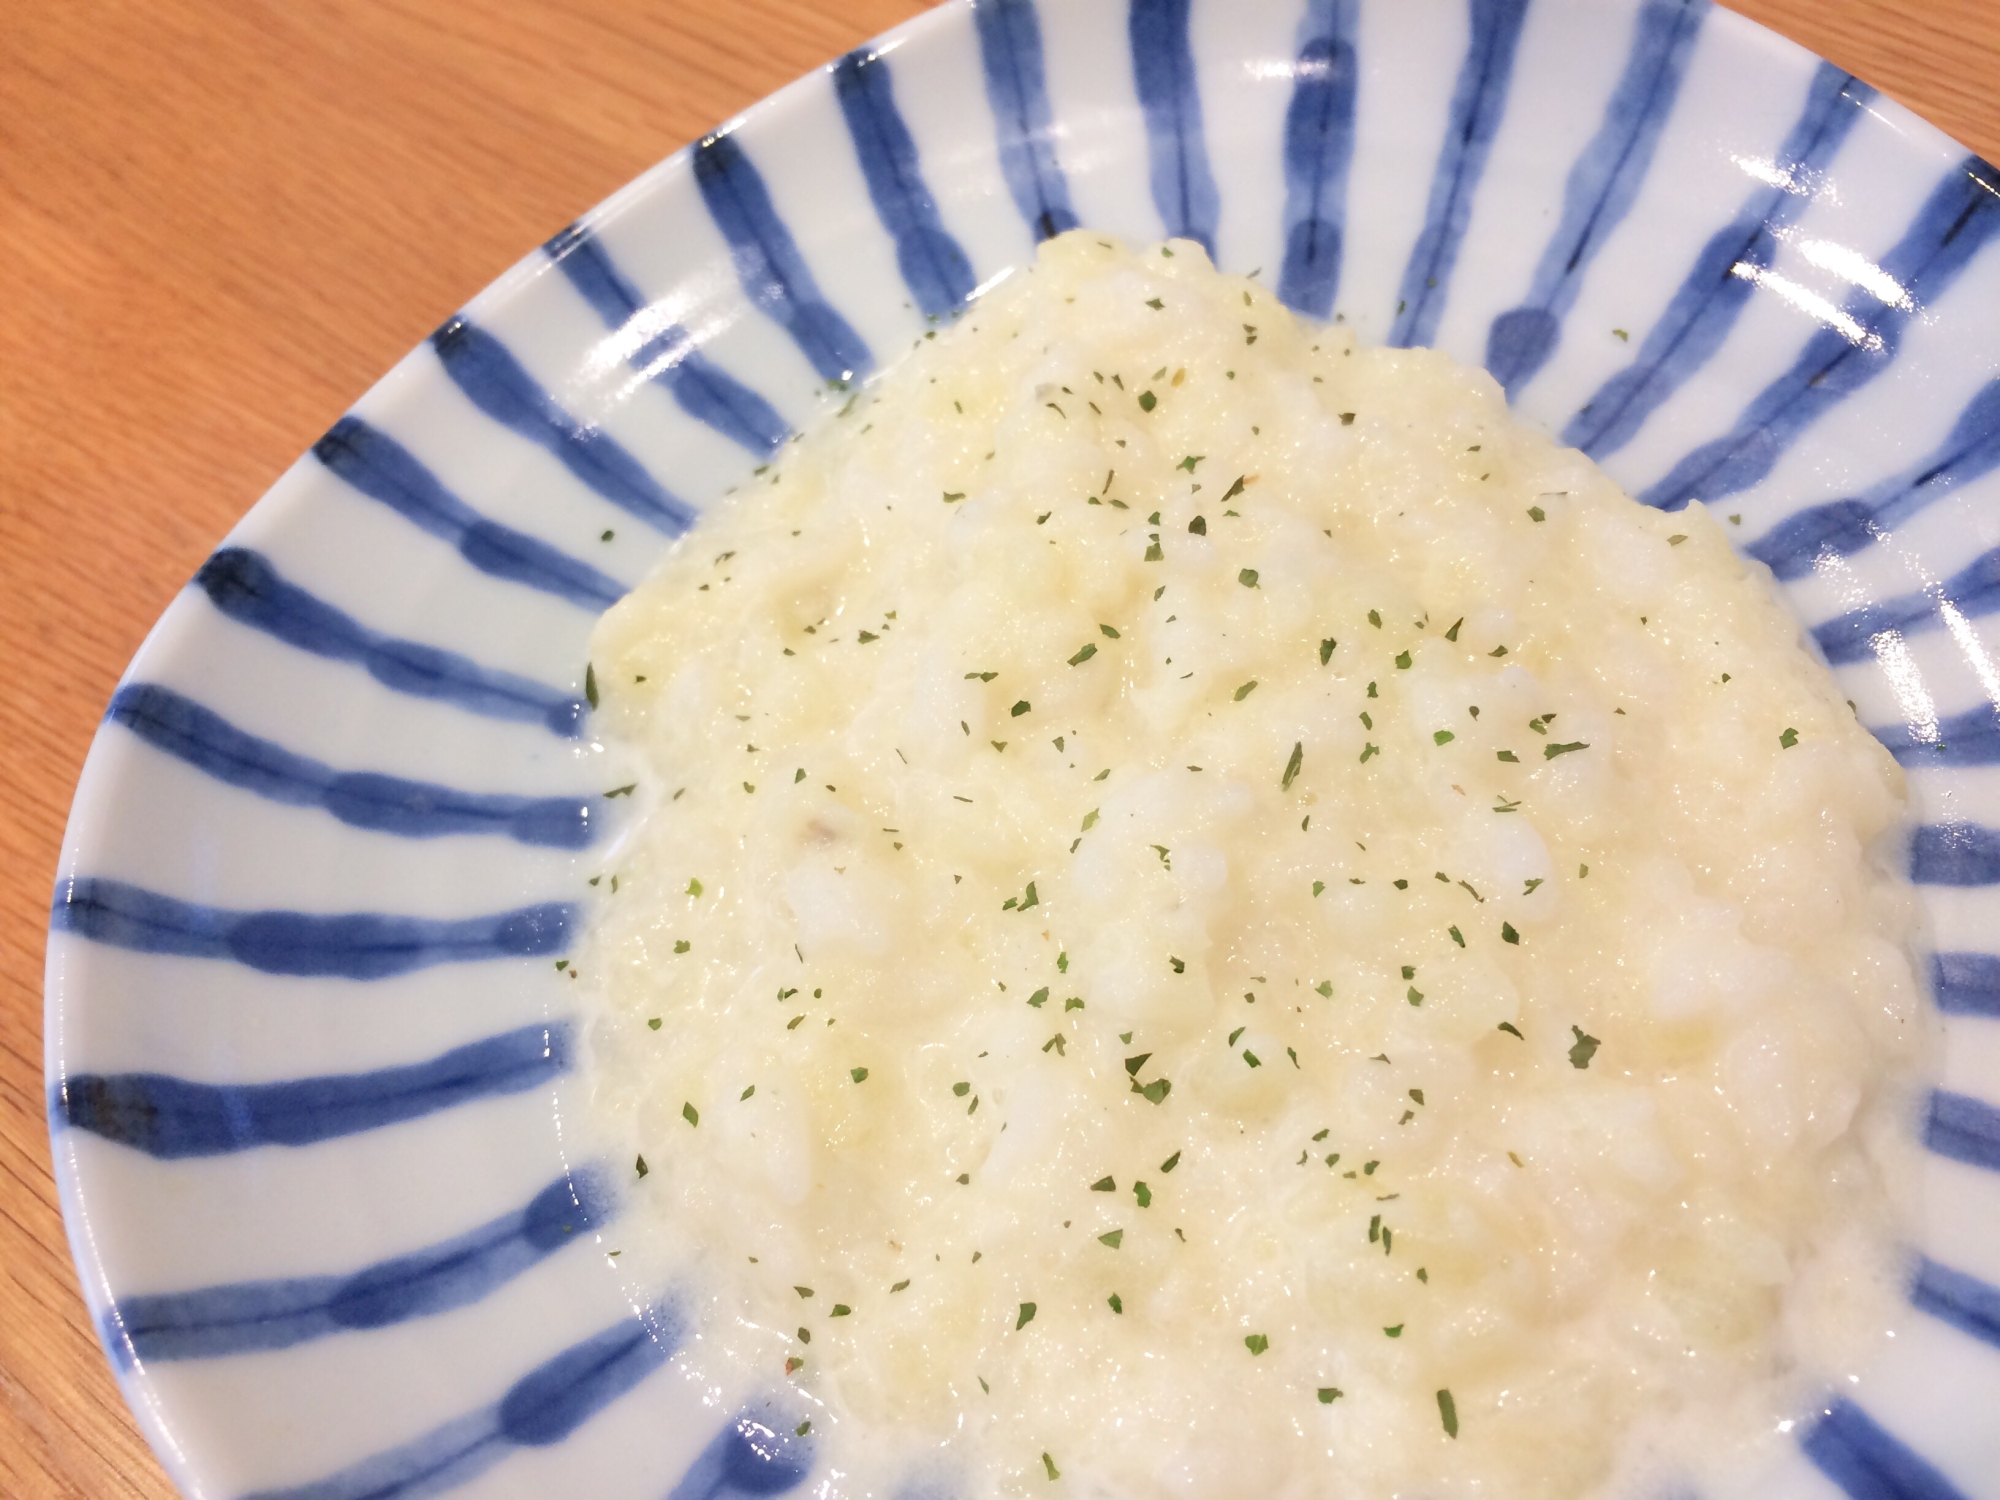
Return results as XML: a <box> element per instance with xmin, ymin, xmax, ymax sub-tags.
<box><xmin>576</xmin><ymin>234</ymin><xmax>1922</xmax><ymax>1498</ymax></box>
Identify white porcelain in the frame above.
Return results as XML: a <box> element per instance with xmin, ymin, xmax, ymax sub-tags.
<box><xmin>47</xmin><ymin>1</ymin><xmax>2000</xmax><ymax>1495</ymax></box>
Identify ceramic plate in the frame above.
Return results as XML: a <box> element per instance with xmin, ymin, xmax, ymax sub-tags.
<box><xmin>46</xmin><ymin>1</ymin><xmax>2000</xmax><ymax>1495</ymax></box>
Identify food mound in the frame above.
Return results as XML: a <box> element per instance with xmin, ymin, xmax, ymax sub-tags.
<box><xmin>577</xmin><ymin>233</ymin><xmax>1920</xmax><ymax>1499</ymax></box>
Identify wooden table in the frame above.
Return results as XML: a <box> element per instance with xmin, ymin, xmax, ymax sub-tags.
<box><xmin>2</xmin><ymin>2</ymin><xmax>1994</xmax><ymax>1493</ymax></box>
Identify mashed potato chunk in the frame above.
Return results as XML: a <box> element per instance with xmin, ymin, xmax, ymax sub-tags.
<box><xmin>579</xmin><ymin>233</ymin><xmax>1920</xmax><ymax>1499</ymax></box>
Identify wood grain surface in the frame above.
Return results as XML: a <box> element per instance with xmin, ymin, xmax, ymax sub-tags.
<box><xmin>2</xmin><ymin>3</ymin><xmax>1993</xmax><ymax>1495</ymax></box>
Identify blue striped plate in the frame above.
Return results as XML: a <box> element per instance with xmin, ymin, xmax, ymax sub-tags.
<box><xmin>46</xmin><ymin>1</ymin><xmax>2000</xmax><ymax>1495</ymax></box>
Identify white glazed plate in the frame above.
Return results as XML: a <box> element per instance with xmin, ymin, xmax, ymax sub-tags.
<box><xmin>46</xmin><ymin>1</ymin><xmax>2000</xmax><ymax>1496</ymax></box>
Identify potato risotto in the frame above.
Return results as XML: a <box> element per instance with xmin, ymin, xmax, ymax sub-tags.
<box><xmin>576</xmin><ymin>233</ymin><xmax>1923</xmax><ymax>1498</ymax></box>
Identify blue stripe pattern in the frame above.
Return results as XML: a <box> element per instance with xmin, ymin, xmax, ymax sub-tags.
<box><xmin>664</xmin><ymin>1407</ymin><xmax>816</xmax><ymax>1500</ymax></box>
<box><xmin>1911</xmin><ymin>824</ymin><xmax>2000</xmax><ymax>887</ymax></box>
<box><xmin>107</xmin><ymin>684</ymin><xmax>594</xmax><ymax>849</ymax></box>
<box><xmin>832</xmin><ymin>50</ymin><xmax>978</xmax><ymax>320</ymax></box>
<box><xmin>1927</xmin><ymin>1089</ymin><xmax>2000</xmax><ymax>1171</ymax></box>
<box><xmin>544</xmin><ymin>223</ymin><xmax>790</xmax><ymax>457</ymax></box>
<box><xmin>1387</xmin><ymin>0</ymin><xmax>1531</xmax><ymax>349</ymax></box>
<box><xmin>1878</xmin><ymin>702</ymin><xmax>2000</xmax><ymax>767</ymax></box>
<box><xmin>1276</xmin><ymin>0</ymin><xmax>1361</xmax><ymax>318</ymax></box>
<box><xmin>1912</xmin><ymin>1257</ymin><xmax>2000</xmax><ymax>1350</ymax></box>
<box><xmin>56</xmin><ymin>1022</ymin><xmax>572</xmax><ymax>1160</ymax></box>
<box><xmin>192</xmin><ymin>549</ymin><xmax>586</xmax><ymax>738</ymax></box>
<box><xmin>313</xmin><ymin>417</ymin><xmax>626</xmax><ymax>609</ymax></box>
<box><xmin>1748</xmin><ymin>379</ymin><xmax>2000</xmax><ymax>580</ymax></box>
<box><xmin>1930</xmin><ymin>951</ymin><xmax>2000</xmax><ymax>1015</ymax></box>
<box><xmin>1802</xmin><ymin>1398</ymin><xmax>1973</xmax><ymax>1500</ymax></box>
<box><xmin>1484</xmin><ymin>0</ymin><xmax>1708</xmax><ymax>396</ymax></box>
<box><xmin>106</xmin><ymin>1168</ymin><xmax>614</xmax><ymax>1364</ymax></box>
<box><xmin>970</xmin><ymin>0</ymin><xmax>1080</xmax><ymax>242</ymax></box>
<box><xmin>240</xmin><ymin>1305</ymin><xmax>682</xmax><ymax>1500</ymax></box>
<box><xmin>56</xmin><ymin>14</ymin><xmax>2000</xmax><ymax>1498</ymax></box>
<box><xmin>1812</xmin><ymin>546</ymin><xmax>2000</xmax><ymax>665</ymax></box>
<box><xmin>1645</xmin><ymin>156</ymin><xmax>2000</xmax><ymax>509</ymax></box>
<box><xmin>692</xmin><ymin>134</ymin><xmax>875</xmax><ymax>385</ymax></box>
<box><xmin>429</xmin><ymin>317</ymin><xmax>697</xmax><ymax>534</ymax></box>
<box><xmin>1565</xmin><ymin>63</ymin><xmax>1869</xmax><ymax>457</ymax></box>
<box><xmin>1129</xmin><ymin>0</ymin><xmax>1221</xmax><ymax>258</ymax></box>
<box><xmin>51</xmin><ymin>876</ymin><xmax>571</xmax><ymax>978</ymax></box>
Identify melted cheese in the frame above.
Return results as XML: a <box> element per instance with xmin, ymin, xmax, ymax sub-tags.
<box><xmin>578</xmin><ymin>234</ymin><xmax>1921</xmax><ymax>1499</ymax></box>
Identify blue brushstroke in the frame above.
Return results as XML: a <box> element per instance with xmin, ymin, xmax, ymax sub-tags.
<box><xmin>1930</xmin><ymin>951</ymin><xmax>2000</xmax><ymax>1015</ymax></box>
<box><xmin>312</xmin><ymin>416</ymin><xmax>626</xmax><ymax>608</ymax></box>
<box><xmin>665</xmin><ymin>1404</ymin><xmax>817</xmax><ymax>1500</ymax></box>
<box><xmin>239</xmin><ymin>1304</ymin><xmax>683</xmax><ymax>1500</ymax></box>
<box><xmin>106</xmin><ymin>684</ymin><xmax>593</xmax><ymax>849</ymax></box>
<box><xmin>1877</xmin><ymin>702</ymin><xmax>2000</xmax><ymax>768</ymax></box>
<box><xmin>1912</xmin><ymin>1257</ymin><xmax>2000</xmax><ymax>1350</ymax></box>
<box><xmin>56</xmin><ymin>1022</ymin><xmax>571</xmax><ymax>1160</ymax></box>
<box><xmin>1911</xmin><ymin>824</ymin><xmax>2000</xmax><ymax>886</ymax></box>
<box><xmin>191</xmin><ymin>549</ymin><xmax>586</xmax><ymax>739</ymax></box>
<box><xmin>1802</xmin><ymin>1397</ymin><xmax>1972</xmax><ymax>1500</ymax></box>
<box><xmin>832</xmin><ymin>50</ymin><xmax>978</xmax><ymax>320</ymax></box>
<box><xmin>51</xmin><ymin>876</ymin><xmax>570</xmax><ymax>978</ymax></box>
<box><xmin>544</xmin><ymin>223</ymin><xmax>789</xmax><ymax>457</ymax></box>
<box><xmin>1747</xmin><ymin>380</ymin><xmax>2000</xmax><ymax>580</ymax></box>
<box><xmin>1812</xmin><ymin>544</ymin><xmax>2000</xmax><ymax>665</ymax></box>
<box><xmin>430</xmin><ymin>316</ymin><xmax>696</xmax><ymax>534</ymax></box>
<box><xmin>1927</xmin><ymin>1089</ymin><xmax>2000</xmax><ymax>1171</ymax></box>
<box><xmin>1277</xmin><ymin>0</ymin><xmax>1360</xmax><ymax>319</ymax></box>
<box><xmin>1484</xmin><ymin>0</ymin><xmax>1708</xmax><ymax>396</ymax></box>
<box><xmin>1645</xmin><ymin>155</ymin><xmax>2000</xmax><ymax>510</ymax></box>
<box><xmin>106</xmin><ymin>1167</ymin><xmax>615</xmax><ymax>1364</ymax></box>
<box><xmin>1565</xmin><ymin>63</ymin><xmax>1871</xmax><ymax>456</ymax></box>
<box><xmin>970</xmin><ymin>0</ymin><xmax>1080</xmax><ymax>241</ymax></box>
<box><xmin>692</xmin><ymin>133</ymin><xmax>875</xmax><ymax>385</ymax></box>
<box><xmin>1129</xmin><ymin>0</ymin><xmax>1220</xmax><ymax>258</ymax></box>
<box><xmin>1388</xmin><ymin>0</ymin><xmax>1531</xmax><ymax>349</ymax></box>
<box><xmin>498</xmin><ymin>1304</ymin><xmax>671</xmax><ymax>1445</ymax></box>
